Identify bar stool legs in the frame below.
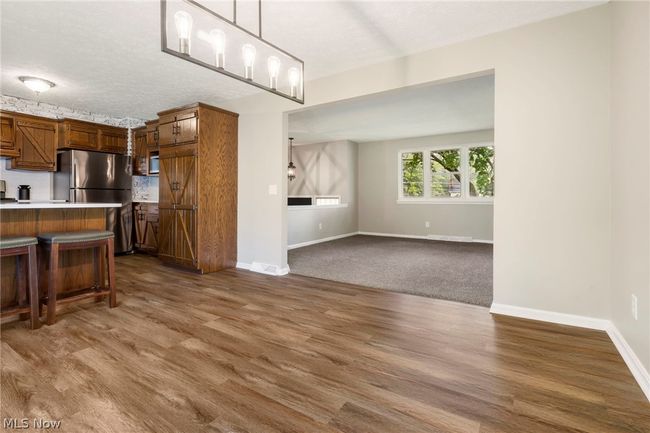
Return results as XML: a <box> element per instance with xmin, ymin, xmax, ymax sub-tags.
<box><xmin>107</xmin><ymin>238</ymin><xmax>116</xmax><ymax>308</ymax></box>
<box><xmin>0</xmin><ymin>237</ymin><xmax>41</xmax><ymax>330</ymax></box>
<box><xmin>39</xmin><ymin>231</ymin><xmax>117</xmax><ymax>326</ymax></box>
<box><xmin>27</xmin><ymin>244</ymin><xmax>40</xmax><ymax>329</ymax></box>
<box><xmin>46</xmin><ymin>242</ymin><xmax>59</xmax><ymax>326</ymax></box>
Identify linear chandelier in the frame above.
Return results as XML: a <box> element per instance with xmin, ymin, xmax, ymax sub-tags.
<box><xmin>161</xmin><ymin>0</ymin><xmax>304</xmax><ymax>104</ymax></box>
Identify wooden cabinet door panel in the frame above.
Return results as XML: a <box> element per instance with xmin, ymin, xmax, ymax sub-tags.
<box><xmin>146</xmin><ymin>122</ymin><xmax>159</xmax><ymax>148</ymax></box>
<box><xmin>133</xmin><ymin>128</ymin><xmax>148</xmax><ymax>175</ymax></box>
<box><xmin>0</xmin><ymin>113</ymin><xmax>18</xmax><ymax>157</ymax></box>
<box><xmin>99</xmin><ymin>128</ymin><xmax>128</xmax><ymax>154</ymax></box>
<box><xmin>157</xmin><ymin>208</ymin><xmax>176</xmax><ymax>261</ymax></box>
<box><xmin>65</xmin><ymin>122</ymin><xmax>98</xmax><ymax>150</ymax></box>
<box><xmin>158</xmin><ymin>121</ymin><xmax>176</xmax><ymax>147</ymax></box>
<box><xmin>174</xmin><ymin>152</ymin><xmax>197</xmax><ymax>207</ymax></box>
<box><xmin>143</xmin><ymin>207</ymin><xmax>159</xmax><ymax>253</ymax></box>
<box><xmin>133</xmin><ymin>205</ymin><xmax>146</xmax><ymax>247</ymax></box>
<box><xmin>12</xmin><ymin>119</ymin><xmax>57</xmax><ymax>171</ymax></box>
<box><xmin>158</xmin><ymin>151</ymin><xmax>176</xmax><ymax>206</ymax></box>
<box><xmin>175</xmin><ymin>114</ymin><xmax>198</xmax><ymax>145</ymax></box>
<box><xmin>174</xmin><ymin>209</ymin><xmax>197</xmax><ymax>268</ymax></box>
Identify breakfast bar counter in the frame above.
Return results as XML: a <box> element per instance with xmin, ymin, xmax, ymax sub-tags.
<box><xmin>0</xmin><ymin>203</ymin><xmax>120</xmax><ymax>311</ymax></box>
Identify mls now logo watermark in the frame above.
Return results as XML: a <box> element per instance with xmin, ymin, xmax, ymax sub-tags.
<box><xmin>3</xmin><ymin>418</ymin><xmax>62</xmax><ymax>430</ymax></box>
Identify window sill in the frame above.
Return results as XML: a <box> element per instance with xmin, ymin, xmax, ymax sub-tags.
<box><xmin>396</xmin><ymin>199</ymin><xmax>493</xmax><ymax>205</ymax></box>
<box><xmin>288</xmin><ymin>203</ymin><xmax>349</xmax><ymax>210</ymax></box>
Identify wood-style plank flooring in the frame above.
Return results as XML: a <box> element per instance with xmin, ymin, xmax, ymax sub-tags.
<box><xmin>1</xmin><ymin>254</ymin><xmax>648</xmax><ymax>433</ymax></box>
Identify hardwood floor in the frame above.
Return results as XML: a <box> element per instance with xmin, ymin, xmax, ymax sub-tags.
<box><xmin>1</xmin><ymin>254</ymin><xmax>648</xmax><ymax>433</ymax></box>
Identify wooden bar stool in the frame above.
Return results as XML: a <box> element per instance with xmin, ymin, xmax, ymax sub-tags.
<box><xmin>0</xmin><ymin>236</ymin><xmax>40</xmax><ymax>329</ymax></box>
<box><xmin>38</xmin><ymin>230</ymin><xmax>116</xmax><ymax>325</ymax></box>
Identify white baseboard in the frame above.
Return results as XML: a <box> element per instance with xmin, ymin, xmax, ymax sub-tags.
<box><xmin>490</xmin><ymin>302</ymin><xmax>650</xmax><ymax>402</ymax></box>
<box><xmin>288</xmin><ymin>232</ymin><xmax>359</xmax><ymax>250</ymax></box>
<box><xmin>489</xmin><ymin>303</ymin><xmax>609</xmax><ymax>330</ymax></box>
<box><xmin>606</xmin><ymin>323</ymin><xmax>650</xmax><ymax>401</ymax></box>
<box><xmin>359</xmin><ymin>231</ymin><xmax>493</xmax><ymax>244</ymax></box>
<box><xmin>236</xmin><ymin>261</ymin><xmax>289</xmax><ymax>276</ymax></box>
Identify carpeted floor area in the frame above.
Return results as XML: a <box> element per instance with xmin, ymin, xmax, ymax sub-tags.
<box><xmin>288</xmin><ymin>235</ymin><xmax>493</xmax><ymax>307</ymax></box>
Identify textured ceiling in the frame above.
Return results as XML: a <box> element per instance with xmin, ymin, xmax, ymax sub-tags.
<box><xmin>1</xmin><ymin>1</ymin><xmax>602</xmax><ymax>119</ymax></box>
<box><xmin>289</xmin><ymin>73</ymin><xmax>494</xmax><ymax>144</ymax></box>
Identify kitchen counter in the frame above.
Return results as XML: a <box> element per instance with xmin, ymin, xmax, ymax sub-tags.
<box><xmin>1</xmin><ymin>205</ymin><xmax>113</xmax><ymax>309</ymax></box>
<box><xmin>0</xmin><ymin>201</ymin><xmax>121</xmax><ymax>210</ymax></box>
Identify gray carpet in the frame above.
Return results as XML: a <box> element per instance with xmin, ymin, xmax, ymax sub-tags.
<box><xmin>288</xmin><ymin>235</ymin><xmax>493</xmax><ymax>307</ymax></box>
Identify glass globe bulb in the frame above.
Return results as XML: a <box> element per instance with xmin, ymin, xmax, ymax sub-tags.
<box><xmin>174</xmin><ymin>11</ymin><xmax>193</xmax><ymax>54</ymax></box>
<box><xmin>267</xmin><ymin>56</ymin><xmax>281</xmax><ymax>89</ymax></box>
<box><xmin>242</xmin><ymin>44</ymin><xmax>256</xmax><ymax>80</ymax></box>
<box><xmin>288</xmin><ymin>67</ymin><xmax>300</xmax><ymax>98</ymax></box>
<box><xmin>209</xmin><ymin>29</ymin><xmax>226</xmax><ymax>68</ymax></box>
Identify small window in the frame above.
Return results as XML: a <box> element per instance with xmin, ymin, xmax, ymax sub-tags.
<box><xmin>401</xmin><ymin>152</ymin><xmax>424</xmax><ymax>197</ymax></box>
<box><xmin>430</xmin><ymin>149</ymin><xmax>461</xmax><ymax>198</ymax></box>
<box><xmin>469</xmin><ymin>146</ymin><xmax>495</xmax><ymax>197</ymax></box>
<box><xmin>315</xmin><ymin>196</ymin><xmax>340</xmax><ymax>206</ymax></box>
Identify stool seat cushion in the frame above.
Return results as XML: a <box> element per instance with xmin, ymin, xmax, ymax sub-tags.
<box><xmin>0</xmin><ymin>236</ymin><xmax>38</xmax><ymax>249</ymax></box>
<box><xmin>38</xmin><ymin>230</ymin><xmax>114</xmax><ymax>244</ymax></box>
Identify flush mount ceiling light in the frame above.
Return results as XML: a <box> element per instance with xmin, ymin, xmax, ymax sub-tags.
<box><xmin>161</xmin><ymin>0</ymin><xmax>304</xmax><ymax>104</ymax></box>
<box><xmin>18</xmin><ymin>76</ymin><xmax>55</xmax><ymax>94</ymax></box>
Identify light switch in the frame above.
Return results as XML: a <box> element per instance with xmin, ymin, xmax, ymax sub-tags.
<box><xmin>268</xmin><ymin>184</ymin><xmax>278</xmax><ymax>195</ymax></box>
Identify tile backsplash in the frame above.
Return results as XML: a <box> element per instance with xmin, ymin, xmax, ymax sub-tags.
<box><xmin>132</xmin><ymin>176</ymin><xmax>159</xmax><ymax>202</ymax></box>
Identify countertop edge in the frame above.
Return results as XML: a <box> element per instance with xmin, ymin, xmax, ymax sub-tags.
<box><xmin>0</xmin><ymin>202</ymin><xmax>122</xmax><ymax>210</ymax></box>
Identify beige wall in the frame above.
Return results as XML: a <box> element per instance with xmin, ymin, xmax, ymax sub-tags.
<box><xmin>287</xmin><ymin>140</ymin><xmax>359</xmax><ymax>246</ymax></box>
<box><xmin>224</xmin><ymin>5</ymin><xmax>612</xmax><ymax>320</ymax></box>
<box><xmin>358</xmin><ymin>130</ymin><xmax>494</xmax><ymax>241</ymax></box>
<box><xmin>610</xmin><ymin>0</ymin><xmax>650</xmax><ymax>371</ymax></box>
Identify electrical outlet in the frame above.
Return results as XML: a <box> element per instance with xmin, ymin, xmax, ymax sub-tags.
<box><xmin>632</xmin><ymin>294</ymin><xmax>638</xmax><ymax>320</ymax></box>
<box><xmin>318</xmin><ymin>223</ymin><xmax>322</xmax><ymax>230</ymax></box>
<box><xmin>425</xmin><ymin>221</ymin><xmax>430</xmax><ymax>228</ymax></box>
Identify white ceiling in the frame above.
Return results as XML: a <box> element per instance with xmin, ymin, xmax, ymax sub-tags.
<box><xmin>1</xmin><ymin>1</ymin><xmax>602</xmax><ymax>119</ymax></box>
<box><xmin>289</xmin><ymin>73</ymin><xmax>494</xmax><ymax>144</ymax></box>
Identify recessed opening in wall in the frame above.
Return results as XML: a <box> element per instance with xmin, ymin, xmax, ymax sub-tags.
<box><xmin>286</xmin><ymin>72</ymin><xmax>495</xmax><ymax>307</ymax></box>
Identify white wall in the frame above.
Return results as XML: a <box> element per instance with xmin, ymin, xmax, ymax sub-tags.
<box><xmin>610</xmin><ymin>0</ymin><xmax>650</xmax><ymax>371</ymax></box>
<box><xmin>287</xmin><ymin>140</ymin><xmax>358</xmax><ymax>246</ymax></box>
<box><xmin>224</xmin><ymin>5</ymin><xmax>612</xmax><ymax>320</ymax></box>
<box><xmin>235</xmin><ymin>111</ymin><xmax>288</xmax><ymax>271</ymax></box>
<box><xmin>0</xmin><ymin>165</ymin><xmax>51</xmax><ymax>201</ymax></box>
<box><xmin>358</xmin><ymin>130</ymin><xmax>494</xmax><ymax>241</ymax></box>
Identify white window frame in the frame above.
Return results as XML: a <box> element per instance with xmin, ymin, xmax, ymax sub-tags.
<box><xmin>397</xmin><ymin>142</ymin><xmax>494</xmax><ymax>204</ymax></box>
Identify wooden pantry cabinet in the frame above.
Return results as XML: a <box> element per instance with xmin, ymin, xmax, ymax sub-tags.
<box><xmin>156</xmin><ymin>102</ymin><xmax>237</xmax><ymax>273</ymax></box>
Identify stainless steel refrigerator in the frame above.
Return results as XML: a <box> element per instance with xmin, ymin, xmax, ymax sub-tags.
<box><xmin>54</xmin><ymin>150</ymin><xmax>133</xmax><ymax>254</ymax></box>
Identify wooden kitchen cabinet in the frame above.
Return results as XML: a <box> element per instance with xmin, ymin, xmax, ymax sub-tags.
<box><xmin>145</xmin><ymin>119</ymin><xmax>159</xmax><ymax>148</ymax></box>
<box><xmin>158</xmin><ymin>108</ymin><xmax>198</xmax><ymax>147</ymax></box>
<box><xmin>59</xmin><ymin>119</ymin><xmax>99</xmax><ymax>150</ymax></box>
<box><xmin>133</xmin><ymin>126</ymin><xmax>148</xmax><ymax>175</ymax></box>
<box><xmin>0</xmin><ymin>111</ymin><xmax>19</xmax><ymax>157</ymax></box>
<box><xmin>134</xmin><ymin>202</ymin><xmax>159</xmax><ymax>254</ymax></box>
<box><xmin>11</xmin><ymin>114</ymin><xmax>57</xmax><ymax>171</ymax></box>
<box><xmin>59</xmin><ymin>119</ymin><xmax>127</xmax><ymax>154</ymax></box>
<box><xmin>156</xmin><ymin>102</ymin><xmax>237</xmax><ymax>273</ymax></box>
<box><xmin>98</xmin><ymin>125</ymin><xmax>128</xmax><ymax>154</ymax></box>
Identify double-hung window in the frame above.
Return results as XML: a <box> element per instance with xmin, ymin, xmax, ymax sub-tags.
<box><xmin>398</xmin><ymin>144</ymin><xmax>494</xmax><ymax>202</ymax></box>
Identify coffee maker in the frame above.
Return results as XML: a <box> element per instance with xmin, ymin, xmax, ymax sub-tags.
<box><xmin>0</xmin><ymin>180</ymin><xmax>17</xmax><ymax>202</ymax></box>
